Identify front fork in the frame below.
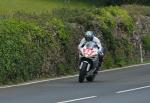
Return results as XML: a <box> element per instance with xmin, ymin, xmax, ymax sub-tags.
<box><xmin>79</xmin><ymin>61</ymin><xmax>90</xmax><ymax>72</ymax></box>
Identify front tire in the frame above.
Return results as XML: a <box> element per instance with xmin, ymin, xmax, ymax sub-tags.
<box><xmin>78</xmin><ymin>62</ymin><xmax>87</xmax><ymax>83</ymax></box>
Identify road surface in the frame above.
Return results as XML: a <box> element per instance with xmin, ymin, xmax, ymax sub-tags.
<box><xmin>0</xmin><ymin>64</ymin><xmax>150</xmax><ymax>103</ymax></box>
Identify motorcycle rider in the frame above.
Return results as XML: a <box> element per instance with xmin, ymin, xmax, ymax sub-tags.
<box><xmin>78</xmin><ymin>31</ymin><xmax>104</xmax><ymax>74</ymax></box>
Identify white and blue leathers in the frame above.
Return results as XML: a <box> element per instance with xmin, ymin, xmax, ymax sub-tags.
<box><xmin>78</xmin><ymin>36</ymin><xmax>103</xmax><ymax>55</ymax></box>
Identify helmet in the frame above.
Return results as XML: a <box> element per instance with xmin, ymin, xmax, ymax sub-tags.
<box><xmin>84</xmin><ymin>31</ymin><xmax>94</xmax><ymax>41</ymax></box>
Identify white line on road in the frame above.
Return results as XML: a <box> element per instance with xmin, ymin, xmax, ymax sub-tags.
<box><xmin>0</xmin><ymin>63</ymin><xmax>150</xmax><ymax>89</ymax></box>
<box><xmin>57</xmin><ymin>96</ymin><xmax>97</xmax><ymax>103</ymax></box>
<box><xmin>116</xmin><ymin>85</ymin><xmax>150</xmax><ymax>94</ymax></box>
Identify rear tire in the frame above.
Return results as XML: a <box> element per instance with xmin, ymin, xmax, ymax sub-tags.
<box><xmin>78</xmin><ymin>62</ymin><xmax>87</xmax><ymax>83</ymax></box>
<box><xmin>86</xmin><ymin>75</ymin><xmax>95</xmax><ymax>82</ymax></box>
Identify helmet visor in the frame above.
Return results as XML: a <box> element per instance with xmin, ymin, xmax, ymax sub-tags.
<box><xmin>85</xmin><ymin>35</ymin><xmax>93</xmax><ymax>41</ymax></box>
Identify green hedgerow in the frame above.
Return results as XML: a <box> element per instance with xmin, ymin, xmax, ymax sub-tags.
<box><xmin>0</xmin><ymin>19</ymin><xmax>44</xmax><ymax>84</ymax></box>
<box><xmin>142</xmin><ymin>35</ymin><xmax>150</xmax><ymax>51</ymax></box>
<box><xmin>46</xmin><ymin>18</ymin><xmax>69</xmax><ymax>41</ymax></box>
<box><xmin>94</xmin><ymin>6</ymin><xmax>134</xmax><ymax>34</ymax></box>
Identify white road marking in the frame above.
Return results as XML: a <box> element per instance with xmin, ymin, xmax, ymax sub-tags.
<box><xmin>57</xmin><ymin>96</ymin><xmax>97</xmax><ymax>103</ymax></box>
<box><xmin>116</xmin><ymin>85</ymin><xmax>150</xmax><ymax>93</ymax></box>
<box><xmin>0</xmin><ymin>63</ymin><xmax>150</xmax><ymax>89</ymax></box>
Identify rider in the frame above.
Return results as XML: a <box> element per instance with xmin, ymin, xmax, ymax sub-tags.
<box><xmin>78</xmin><ymin>31</ymin><xmax>104</xmax><ymax>74</ymax></box>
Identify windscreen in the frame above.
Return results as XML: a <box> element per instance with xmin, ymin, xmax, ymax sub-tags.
<box><xmin>85</xmin><ymin>41</ymin><xmax>96</xmax><ymax>49</ymax></box>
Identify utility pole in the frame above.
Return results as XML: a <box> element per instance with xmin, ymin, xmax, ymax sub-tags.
<box><xmin>140</xmin><ymin>43</ymin><xmax>143</xmax><ymax>63</ymax></box>
<box><xmin>135</xmin><ymin>18</ymin><xmax>144</xmax><ymax>63</ymax></box>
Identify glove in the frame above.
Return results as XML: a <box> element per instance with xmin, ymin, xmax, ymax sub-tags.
<box><xmin>99</xmin><ymin>51</ymin><xmax>104</xmax><ymax>56</ymax></box>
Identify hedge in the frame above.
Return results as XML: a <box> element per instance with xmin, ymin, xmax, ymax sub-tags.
<box><xmin>0</xmin><ymin>6</ymin><xmax>138</xmax><ymax>84</ymax></box>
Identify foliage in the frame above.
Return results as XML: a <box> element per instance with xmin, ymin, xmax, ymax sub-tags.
<box><xmin>0</xmin><ymin>19</ymin><xmax>44</xmax><ymax>84</ymax></box>
<box><xmin>102</xmin><ymin>52</ymin><xmax>113</xmax><ymax>69</ymax></box>
<box><xmin>110</xmin><ymin>0</ymin><xmax>150</xmax><ymax>6</ymax></box>
<box><xmin>142</xmin><ymin>35</ymin><xmax>150</xmax><ymax>51</ymax></box>
<box><xmin>0</xmin><ymin>0</ymin><xmax>95</xmax><ymax>15</ymax></box>
<box><xmin>46</xmin><ymin>18</ymin><xmax>69</xmax><ymax>42</ymax></box>
<box><xmin>123</xmin><ymin>5</ymin><xmax>150</xmax><ymax>16</ymax></box>
<box><xmin>0</xmin><ymin>6</ymin><xmax>142</xmax><ymax>85</ymax></box>
<box><xmin>114</xmin><ymin>47</ymin><xmax>126</xmax><ymax>67</ymax></box>
<box><xmin>92</xmin><ymin>6</ymin><xmax>135</xmax><ymax>67</ymax></box>
<box><xmin>94</xmin><ymin>6</ymin><xmax>133</xmax><ymax>34</ymax></box>
<box><xmin>0</xmin><ymin>0</ymin><xmax>149</xmax><ymax>16</ymax></box>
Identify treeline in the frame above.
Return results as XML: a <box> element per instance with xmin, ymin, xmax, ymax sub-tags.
<box><xmin>109</xmin><ymin>0</ymin><xmax>150</xmax><ymax>5</ymax></box>
<box><xmin>71</xmin><ymin>0</ymin><xmax>150</xmax><ymax>6</ymax></box>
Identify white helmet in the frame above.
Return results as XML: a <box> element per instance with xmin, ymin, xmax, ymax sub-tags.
<box><xmin>85</xmin><ymin>31</ymin><xmax>94</xmax><ymax>41</ymax></box>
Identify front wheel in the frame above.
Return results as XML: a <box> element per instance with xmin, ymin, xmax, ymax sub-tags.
<box><xmin>78</xmin><ymin>62</ymin><xmax>87</xmax><ymax>83</ymax></box>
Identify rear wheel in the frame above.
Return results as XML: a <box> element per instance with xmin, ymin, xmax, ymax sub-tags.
<box><xmin>86</xmin><ymin>75</ymin><xmax>95</xmax><ymax>82</ymax></box>
<box><xmin>78</xmin><ymin>62</ymin><xmax>87</xmax><ymax>83</ymax></box>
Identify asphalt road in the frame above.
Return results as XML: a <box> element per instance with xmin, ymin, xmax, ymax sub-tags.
<box><xmin>0</xmin><ymin>64</ymin><xmax>150</xmax><ymax>103</ymax></box>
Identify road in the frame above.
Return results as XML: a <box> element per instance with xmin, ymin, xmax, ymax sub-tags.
<box><xmin>0</xmin><ymin>64</ymin><xmax>150</xmax><ymax>103</ymax></box>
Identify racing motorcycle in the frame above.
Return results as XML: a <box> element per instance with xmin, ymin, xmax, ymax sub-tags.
<box><xmin>78</xmin><ymin>41</ymin><xmax>99</xmax><ymax>83</ymax></box>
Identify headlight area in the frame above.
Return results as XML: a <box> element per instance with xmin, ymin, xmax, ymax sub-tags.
<box><xmin>89</xmin><ymin>55</ymin><xmax>98</xmax><ymax>60</ymax></box>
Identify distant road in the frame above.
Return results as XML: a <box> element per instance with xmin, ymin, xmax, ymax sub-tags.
<box><xmin>0</xmin><ymin>64</ymin><xmax>150</xmax><ymax>103</ymax></box>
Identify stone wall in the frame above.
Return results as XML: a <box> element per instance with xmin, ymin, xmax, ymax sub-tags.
<box><xmin>132</xmin><ymin>15</ymin><xmax>150</xmax><ymax>59</ymax></box>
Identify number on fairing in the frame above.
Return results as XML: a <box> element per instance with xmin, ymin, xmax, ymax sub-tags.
<box><xmin>83</xmin><ymin>48</ymin><xmax>93</xmax><ymax>56</ymax></box>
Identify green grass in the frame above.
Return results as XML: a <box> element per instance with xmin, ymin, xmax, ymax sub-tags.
<box><xmin>0</xmin><ymin>0</ymin><xmax>92</xmax><ymax>15</ymax></box>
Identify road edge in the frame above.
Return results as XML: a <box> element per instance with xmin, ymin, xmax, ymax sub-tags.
<box><xmin>0</xmin><ymin>63</ymin><xmax>150</xmax><ymax>89</ymax></box>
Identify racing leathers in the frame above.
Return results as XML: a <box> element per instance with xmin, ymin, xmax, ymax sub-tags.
<box><xmin>78</xmin><ymin>36</ymin><xmax>104</xmax><ymax>73</ymax></box>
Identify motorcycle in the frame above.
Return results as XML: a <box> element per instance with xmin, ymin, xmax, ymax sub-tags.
<box><xmin>78</xmin><ymin>41</ymin><xmax>99</xmax><ymax>83</ymax></box>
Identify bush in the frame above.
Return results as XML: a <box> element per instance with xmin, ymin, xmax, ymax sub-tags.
<box><xmin>46</xmin><ymin>18</ymin><xmax>69</xmax><ymax>42</ymax></box>
<box><xmin>0</xmin><ymin>6</ymin><xmax>140</xmax><ymax>84</ymax></box>
<box><xmin>94</xmin><ymin>6</ymin><xmax>133</xmax><ymax>34</ymax></box>
<box><xmin>123</xmin><ymin>5</ymin><xmax>150</xmax><ymax>16</ymax></box>
<box><xmin>142</xmin><ymin>35</ymin><xmax>150</xmax><ymax>51</ymax></box>
<box><xmin>93</xmin><ymin>6</ymin><xmax>134</xmax><ymax>67</ymax></box>
<box><xmin>102</xmin><ymin>52</ymin><xmax>113</xmax><ymax>69</ymax></box>
<box><xmin>111</xmin><ymin>0</ymin><xmax>150</xmax><ymax>6</ymax></box>
<box><xmin>114</xmin><ymin>47</ymin><xmax>126</xmax><ymax>66</ymax></box>
<box><xmin>0</xmin><ymin>19</ymin><xmax>44</xmax><ymax>84</ymax></box>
